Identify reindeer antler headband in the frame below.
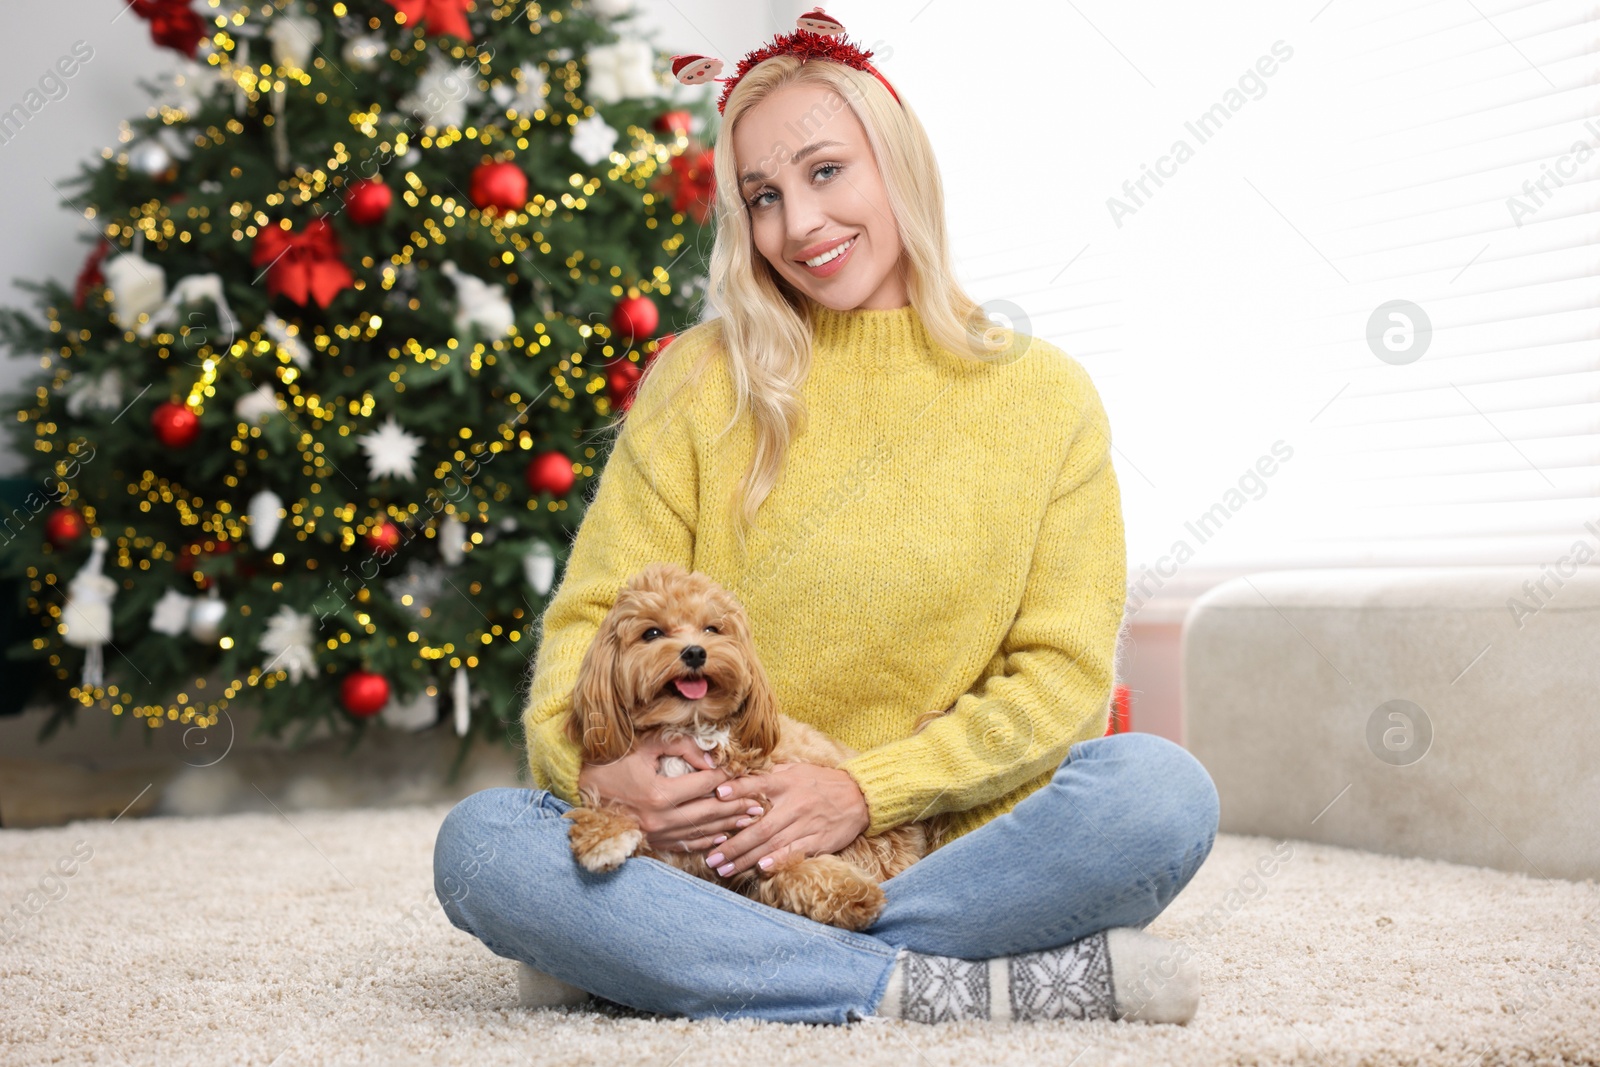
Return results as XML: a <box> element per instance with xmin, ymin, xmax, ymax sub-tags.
<box><xmin>670</xmin><ymin>8</ymin><xmax>901</xmax><ymax>116</ymax></box>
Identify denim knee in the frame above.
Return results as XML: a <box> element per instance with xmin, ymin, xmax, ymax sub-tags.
<box><xmin>433</xmin><ymin>788</ymin><xmax>530</xmax><ymax>928</ymax></box>
<box><xmin>1133</xmin><ymin>733</ymin><xmax>1220</xmax><ymax>875</ymax></box>
<box><xmin>1082</xmin><ymin>732</ymin><xmax>1220</xmax><ymax>877</ymax></box>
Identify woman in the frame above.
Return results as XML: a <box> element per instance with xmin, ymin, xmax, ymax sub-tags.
<box><xmin>434</xmin><ymin>34</ymin><xmax>1220</xmax><ymax>1027</ymax></box>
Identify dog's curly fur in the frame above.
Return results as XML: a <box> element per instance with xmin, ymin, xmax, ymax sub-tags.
<box><xmin>560</xmin><ymin>561</ymin><xmax>953</xmax><ymax>931</ymax></box>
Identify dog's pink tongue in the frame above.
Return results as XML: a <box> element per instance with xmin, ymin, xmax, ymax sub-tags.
<box><xmin>673</xmin><ymin>676</ymin><xmax>708</xmax><ymax>700</ymax></box>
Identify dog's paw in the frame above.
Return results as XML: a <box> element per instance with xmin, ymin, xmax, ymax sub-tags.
<box><xmin>576</xmin><ymin>828</ymin><xmax>643</xmax><ymax>872</ymax></box>
<box><xmin>824</xmin><ymin>880</ymin><xmax>886</xmax><ymax>932</ymax></box>
<box><xmin>756</xmin><ymin>855</ymin><xmax>887</xmax><ymax>932</ymax></box>
<box><xmin>564</xmin><ymin>809</ymin><xmax>644</xmax><ymax>873</ymax></box>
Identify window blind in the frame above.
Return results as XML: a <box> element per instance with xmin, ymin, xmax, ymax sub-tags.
<box><xmin>1280</xmin><ymin>0</ymin><xmax>1600</xmax><ymax>566</ymax></box>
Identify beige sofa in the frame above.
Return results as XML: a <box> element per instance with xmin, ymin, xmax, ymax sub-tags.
<box><xmin>1183</xmin><ymin>567</ymin><xmax>1600</xmax><ymax>881</ymax></box>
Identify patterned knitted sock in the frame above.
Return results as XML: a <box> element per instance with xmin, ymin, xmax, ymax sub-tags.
<box><xmin>873</xmin><ymin>927</ymin><xmax>1198</xmax><ymax>1025</ymax></box>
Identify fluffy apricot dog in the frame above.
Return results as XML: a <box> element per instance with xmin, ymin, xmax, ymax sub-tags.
<box><xmin>561</xmin><ymin>561</ymin><xmax>951</xmax><ymax>931</ymax></box>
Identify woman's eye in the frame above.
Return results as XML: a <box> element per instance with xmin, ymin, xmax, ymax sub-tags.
<box><xmin>745</xmin><ymin>163</ymin><xmax>842</xmax><ymax>210</ymax></box>
<box><xmin>641</xmin><ymin>627</ymin><xmax>663</xmax><ymax>641</ymax></box>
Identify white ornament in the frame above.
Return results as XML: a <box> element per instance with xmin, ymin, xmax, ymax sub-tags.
<box><xmin>569</xmin><ymin>113</ymin><xmax>620</xmax><ymax>166</ymax></box>
<box><xmin>381</xmin><ymin>684</ymin><xmax>439</xmax><ymax>732</ymax></box>
<box><xmin>438</xmin><ymin>514</ymin><xmax>466</xmax><ymax>566</ymax></box>
<box><xmin>359</xmin><ymin>415</ymin><xmax>424</xmax><ymax>481</ymax></box>
<box><xmin>452</xmin><ymin>665</ymin><xmax>470</xmax><ymax>737</ymax></box>
<box><xmin>128</xmin><ymin>140</ymin><xmax>173</xmax><ymax>177</ymax></box>
<box><xmin>64</xmin><ymin>367</ymin><xmax>124</xmax><ymax>418</ymax></box>
<box><xmin>262</xmin><ymin>312</ymin><xmax>310</xmax><ymax>368</ymax></box>
<box><xmin>439</xmin><ymin>261</ymin><xmax>515</xmax><ymax>341</ymax></box>
<box><xmin>231</xmin><ymin>38</ymin><xmax>251</xmax><ymax>115</ymax></box>
<box><xmin>187</xmin><ymin>591</ymin><xmax>227</xmax><ymax>643</ymax></box>
<box><xmin>266</xmin><ymin>9</ymin><xmax>322</xmax><ymax>70</ymax></box>
<box><xmin>387</xmin><ymin>559</ymin><xmax>444</xmax><ymax>618</ymax></box>
<box><xmin>523</xmin><ymin>540</ymin><xmax>555</xmax><ymax>595</ymax></box>
<box><xmin>248</xmin><ymin>489</ymin><xmax>284</xmax><ymax>550</ymax></box>
<box><xmin>402</xmin><ymin>56</ymin><xmax>483</xmax><ymax>129</ymax></box>
<box><xmin>341</xmin><ymin>34</ymin><xmax>384</xmax><ymax>70</ymax></box>
<box><xmin>259</xmin><ymin>604</ymin><xmax>317</xmax><ymax>684</ymax></box>
<box><xmin>583</xmin><ymin>39</ymin><xmax>657</xmax><ymax>104</ymax></box>
<box><xmin>157</xmin><ymin>59</ymin><xmax>219</xmax><ymax>115</ymax></box>
<box><xmin>155</xmin><ymin>124</ymin><xmax>193</xmax><ymax>162</ymax></box>
<box><xmin>103</xmin><ymin>252</ymin><xmax>167</xmax><ymax>331</ymax></box>
<box><xmin>490</xmin><ymin>61</ymin><xmax>548</xmax><ymax>116</ymax></box>
<box><xmin>138</xmin><ymin>273</ymin><xmax>239</xmax><ymax>343</ymax></box>
<box><xmin>149</xmin><ymin>587</ymin><xmax>196</xmax><ymax>636</ymax></box>
<box><xmin>60</xmin><ymin>537</ymin><xmax>116</xmax><ymax>690</ymax></box>
<box><xmin>234</xmin><ymin>383</ymin><xmax>279</xmax><ymax>424</ymax></box>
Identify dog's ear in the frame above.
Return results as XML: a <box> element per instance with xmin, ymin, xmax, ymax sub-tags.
<box><xmin>732</xmin><ymin>629</ymin><xmax>782</xmax><ymax>757</ymax></box>
<box><xmin>566</xmin><ymin>614</ymin><xmax>635</xmax><ymax>764</ymax></box>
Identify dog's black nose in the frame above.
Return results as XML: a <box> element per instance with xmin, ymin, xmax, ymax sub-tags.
<box><xmin>680</xmin><ymin>645</ymin><xmax>706</xmax><ymax>669</ymax></box>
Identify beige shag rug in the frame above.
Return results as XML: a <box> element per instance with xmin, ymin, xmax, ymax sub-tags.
<box><xmin>2</xmin><ymin>801</ymin><xmax>1597</xmax><ymax>1066</ymax></box>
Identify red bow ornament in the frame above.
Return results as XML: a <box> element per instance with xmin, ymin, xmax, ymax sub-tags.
<box><xmin>656</xmin><ymin>147</ymin><xmax>716</xmax><ymax>225</ymax></box>
<box><xmin>130</xmin><ymin>0</ymin><xmax>209</xmax><ymax>58</ymax></box>
<box><xmin>385</xmin><ymin>0</ymin><xmax>473</xmax><ymax>39</ymax></box>
<box><xmin>251</xmin><ymin>218</ymin><xmax>355</xmax><ymax>308</ymax></box>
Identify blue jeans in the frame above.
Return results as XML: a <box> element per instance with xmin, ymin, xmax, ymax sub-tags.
<box><xmin>434</xmin><ymin>731</ymin><xmax>1220</xmax><ymax>1025</ymax></box>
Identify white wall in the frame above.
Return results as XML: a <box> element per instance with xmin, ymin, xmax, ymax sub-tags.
<box><xmin>0</xmin><ymin>0</ymin><xmax>775</xmax><ymax>476</ymax></box>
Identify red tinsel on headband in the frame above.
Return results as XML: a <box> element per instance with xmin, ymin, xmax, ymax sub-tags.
<box><xmin>715</xmin><ymin>29</ymin><xmax>900</xmax><ymax>115</ymax></box>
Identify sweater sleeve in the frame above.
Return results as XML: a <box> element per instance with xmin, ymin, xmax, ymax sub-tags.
<box><xmin>521</xmin><ymin>329</ymin><xmax>711</xmax><ymax>804</ymax></box>
<box><xmin>837</xmin><ymin>365</ymin><xmax>1127</xmax><ymax>836</ymax></box>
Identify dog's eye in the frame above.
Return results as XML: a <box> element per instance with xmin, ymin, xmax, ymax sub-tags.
<box><xmin>703</xmin><ymin>625</ymin><xmax>720</xmax><ymax>634</ymax></box>
<box><xmin>641</xmin><ymin>627</ymin><xmax>663</xmax><ymax>641</ymax></box>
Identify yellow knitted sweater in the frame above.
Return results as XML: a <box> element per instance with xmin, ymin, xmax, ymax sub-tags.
<box><xmin>521</xmin><ymin>300</ymin><xmax>1127</xmax><ymax>848</ymax></box>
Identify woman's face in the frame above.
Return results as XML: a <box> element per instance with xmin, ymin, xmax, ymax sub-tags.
<box><xmin>732</xmin><ymin>83</ymin><xmax>908</xmax><ymax>311</ymax></box>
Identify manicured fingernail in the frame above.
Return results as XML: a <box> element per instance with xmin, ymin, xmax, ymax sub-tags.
<box><xmin>746</xmin><ymin>805</ymin><xmax>763</xmax><ymax>815</ymax></box>
<box><xmin>735</xmin><ymin>817</ymin><xmax>752</xmax><ymax>828</ymax></box>
<box><xmin>716</xmin><ymin>785</ymin><xmax>731</xmax><ymax>798</ymax></box>
<box><xmin>706</xmin><ymin>852</ymin><xmax>724</xmax><ymax>867</ymax></box>
<box><xmin>758</xmin><ymin>856</ymin><xmax>772</xmax><ymax>870</ymax></box>
<box><xmin>717</xmin><ymin>862</ymin><xmax>735</xmax><ymax>876</ymax></box>
<box><xmin>712</xmin><ymin>834</ymin><xmax>727</xmax><ymax>845</ymax></box>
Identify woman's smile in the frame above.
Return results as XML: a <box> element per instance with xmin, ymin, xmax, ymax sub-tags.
<box><xmin>796</xmin><ymin>234</ymin><xmax>858</xmax><ymax>277</ymax></box>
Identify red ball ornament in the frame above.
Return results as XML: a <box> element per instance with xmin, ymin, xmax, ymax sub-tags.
<box><xmin>152</xmin><ymin>401</ymin><xmax>200</xmax><ymax>448</ymax></box>
<box><xmin>470</xmin><ymin>161</ymin><xmax>529</xmax><ymax>213</ymax></box>
<box><xmin>607</xmin><ymin>359</ymin><xmax>642</xmax><ymax>412</ymax></box>
<box><xmin>344</xmin><ymin>178</ymin><xmax>393</xmax><ymax>226</ymax></box>
<box><xmin>365</xmin><ymin>520</ymin><xmax>402</xmax><ymax>553</ymax></box>
<box><xmin>341</xmin><ymin>670</ymin><xmax>390</xmax><ymax>717</ymax></box>
<box><xmin>656</xmin><ymin>332</ymin><xmax>677</xmax><ymax>351</ymax></box>
<box><xmin>45</xmin><ymin>507</ymin><xmax>87</xmax><ymax>547</ymax></box>
<box><xmin>525</xmin><ymin>451</ymin><xmax>575</xmax><ymax>496</ymax></box>
<box><xmin>611</xmin><ymin>294</ymin><xmax>658</xmax><ymax>341</ymax></box>
<box><xmin>654</xmin><ymin>110</ymin><xmax>692</xmax><ymax>135</ymax></box>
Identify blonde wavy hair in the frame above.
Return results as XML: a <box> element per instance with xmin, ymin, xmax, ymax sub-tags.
<box><xmin>620</xmin><ymin>54</ymin><xmax>1012</xmax><ymax>556</ymax></box>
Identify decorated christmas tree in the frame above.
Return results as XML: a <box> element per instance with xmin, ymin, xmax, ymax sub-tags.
<box><xmin>0</xmin><ymin>0</ymin><xmax>717</xmax><ymax>766</ymax></box>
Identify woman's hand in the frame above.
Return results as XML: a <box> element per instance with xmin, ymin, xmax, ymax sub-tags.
<box><xmin>700</xmin><ymin>763</ymin><xmax>870</xmax><ymax>878</ymax></box>
<box><xmin>575</xmin><ymin>733</ymin><xmax>767</xmax><ymax>855</ymax></box>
